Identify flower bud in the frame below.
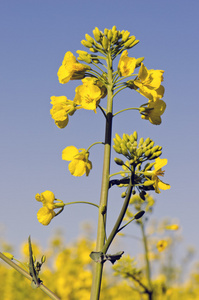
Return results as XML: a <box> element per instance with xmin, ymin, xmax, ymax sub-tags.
<box><xmin>41</xmin><ymin>255</ymin><xmax>46</xmax><ymax>264</ymax></box>
<box><xmin>107</xmin><ymin>29</ymin><xmax>113</xmax><ymax>41</ymax></box>
<box><xmin>134</xmin><ymin>210</ymin><xmax>145</xmax><ymax>219</ymax></box>
<box><xmin>102</xmin><ymin>36</ymin><xmax>108</xmax><ymax>50</ymax></box>
<box><xmin>151</xmin><ymin>145</ymin><xmax>160</xmax><ymax>153</ymax></box>
<box><xmin>143</xmin><ymin>137</ymin><xmax>151</xmax><ymax>147</ymax></box>
<box><xmin>81</xmin><ymin>40</ymin><xmax>93</xmax><ymax>48</ymax></box>
<box><xmin>78</xmin><ymin>55</ymin><xmax>92</xmax><ymax>64</ymax></box>
<box><xmin>122</xmin><ymin>30</ymin><xmax>130</xmax><ymax>42</ymax></box>
<box><xmin>133</xmin><ymin>131</ymin><xmax>138</xmax><ymax>141</ymax></box>
<box><xmin>115</xmin><ymin>133</ymin><xmax>122</xmax><ymax>143</ymax></box>
<box><xmin>138</xmin><ymin>137</ymin><xmax>144</xmax><ymax>147</ymax></box>
<box><xmin>114</xmin><ymin>157</ymin><xmax>124</xmax><ymax>166</ymax></box>
<box><xmin>104</xmin><ymin>28</ymin><xmax>108</xmax><ymax>36</ymax></box>
<box><xmin>149</xmin><ymin>151</ymin><xmax>162</xmax><ymax>159</ymax></box>
<box><xmin>120</xmin><ymin>192</ymin><xmax>126</xmax><ymax>198</ymax></box>
<box><xmin>85</xmin><ymin>34</ymin><xmax>94</xmax><ymax>44</ymax></box>
<box><xmin>112</xmin><ymin>25</ymin><xmax>117</xmax><ymax>32</ymax></box>
<box><xmin>113</xmin><ymin>145</ymin><xmax>122</xmax><ymax>154</ymax></box>
<box><xmin>93</xmin><ymin>27</ymin><xmax>101</xmax><ymax>42</ymax></box>
<box><xmin>129</xmin><ymin>39</ymin><xmax>139</xmax><ymax>48</ymax></box>
<box><xmin>139</xmin><ymin>191</ymin><xmax>146</xmax><ymax>200</ymax></box>
<box><xmin>111</xmin><ymin>31</ymin><xmax>118</xmax><ymax>43</ymax></box>
<box><xmin>136</xmin><ymin>57</ymin><xmax>145</xmax><ymax>68</ymax></box>
<box><xmin>124</xmin><ymin>36</ymin><xmax>136</xmax><ymax>48</ymax></box>
<box><xmin>129</xmin><ymin>134</ymin><xmax>135</xmax><ymax>143</ymax></box>
<box><xmin>145</xmin><ymin>149</ymin><xmax>151</xmax><ymax>157</ymax></box>
<box><xmin>121</xmin><ymin>144</ymin><xmax>129</xmax><ymax>156</ymax></box>
<box><xmin>123</xmin><ymin>133</ymin><xmax>129</xmax><ymax>143</ymax></box>
<box><xmin>137</xmin><ymin>148</ymin><xmax>143</xmax><ymax>157</ymax></box>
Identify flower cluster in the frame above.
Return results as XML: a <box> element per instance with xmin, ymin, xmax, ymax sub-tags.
<box><xmin>113</xmin><ymin>132</ymin><xmax>170</xmax><ymax>194</ymax></box>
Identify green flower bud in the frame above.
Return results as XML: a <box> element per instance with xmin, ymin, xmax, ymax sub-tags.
<box><xmin>149</xmin><ymin>151</ymin><xmax>162</xmax><ymax>159</ymax></box>
<box><xmin>104</xmin><ymin>28</ymin><xmax>108</xmax><ymax>36</ymax></box>
<box><xmin>93</xmin><ymin>27</ymin><xmax>101</xmax><ymax>42</ymax></box>
<box><xmin>123</xmin><ymin>133</ymin><xmax>129</xmax><ymax>143</ymax></box>
<box><xmin>143</xmin><ymin>137</ymin><xmax>151</xmax><ymax>147</ymax></box>
<box><xmin>139</xmin><ymin>137</ymin><xmax>144</xmax><ymax>147</ymax></box>
<box><xmin>111</xmin><ymin>31</ymin><xmax>118</xmax><ymax>43</ymax></box>
<box><xmin>133</xmin><ymin>131</ymin><xmax>138</xmax><ymax>141</ymax></box>
<box><xmin>78</xmin><ymin>55</ymin><xmax>92</xmax><ymax>64</ymax></box>
<box><xmin>92</xmin><ymin>59</ymin><xmax>100</xmax><ymax>64</ymax></box>
<box><xmin>102</xmin><ymin>36</ymin><xmax>108</xmax><ymax>50</ymax></box>
<box><xmin>137</xmin><ymin>148</ymin><xmax>143</xmax><ymax>157</ymax></box>
<box><xmin>113</xmin><ymin>137</ymin><xmax>121</xmax><ymax>147</ymax></box>
<box><xmin>134</xmin><ymin>210</ymin><xmax>145</xmax><ymax>219</ymax></box>
<box><xmin>145</xmin><ymin>149</ymin><xmax>151</xmax><ymax>157</ymax></box>
<box><xmin>81</xmin><ymin>40</ymin><xmax>93</xmax><ymax>48</ymax></box>
<box><xmin>129</xmin><ymin>134</ymin><xmax>135</xmax><ymax>143</ymax></box>
<box><xmin>124</xmin><ymin>36</ymin><xmax>136</xmax><ymax>48</ymax></box>
<box><xmin>122</xmin><ymin>30</ymin><xmax>130</xmax><ymax>42</ymax></box>
<box><xmin>85</xmin><ymin>34</ymin><xmax>94</xmax><ymax>44</ymax></box>
<box><xmin>129</xmin><ymin>39</ymin><xmax>139</xmax><ymax>48</ymax></box>
<box><xmin>41</xmin><ymin>255</ymin><xmax>46</xmax><ymax>264</ymax></box>
<box><xmin>121</xmin><ymin>192</ymin><xmax>126</xmax><ymax>198</ymax></box>
<box><xmin>113</xmin><ymin>145</ymin><xmax>122</xmax><ymax>154</ymax></box>
<box><xmin>115</xmin><ymin>133</ymin><xmax>122</xmax><ymax>143</ymax></box>
<box><xmin>136</xmin><ymin>57</ymin><xmax>145</xmax><ymax>68</ymax></box>
<box><xmin>151</xmin><ymin>145</ymin><xmax>160</xmax><ymax>153</ymax></box>
<box><xmin>107</xmin><ymin>29</ymin><xmax>113</xmax><ymax>41</ymax></box>
<box><xmin>146</xmin><ymin>141</ymin><xmax>155</xmax><ymax>149</ymax></box>
<box><xmin>114</xmin><ymin>157</ymin><xmax>124</xmax><ymax>166</ymax></box>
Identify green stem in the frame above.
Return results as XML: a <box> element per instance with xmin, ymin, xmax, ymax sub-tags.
<box><xmin>140</xmin><ymin>221</ymin><xmax>153</xmax><ymax>299</ymax></box>
<box><xmin>87</xmin><ymin>142</ymin><xmax>104</xmax><ymax>152</ymax></box>
<box><xmin>90</xmin><ymin>50</ymin><xmax>114</xmax><ymax>300</ymax></box>
<box><xmin>113</xmin><ymin>107</ymin><xmax>140</xmax><ymax>117</ymax></box>
<box><xmin>0</xmin><ymin>252</ymin><xmax>61</xmax><ymax>300</ymax></box>
<box><xmin>102</xmin><ymin>177</ymin><xmax>133</xmax><ymax>254</ymax></box>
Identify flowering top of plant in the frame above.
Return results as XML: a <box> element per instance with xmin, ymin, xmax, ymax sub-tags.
<box><xmin>118</xmin><ymin>50</ymin><xmax>137</xmax><ymax>76</ymax></box>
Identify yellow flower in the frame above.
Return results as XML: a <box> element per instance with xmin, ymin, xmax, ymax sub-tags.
<box><xmin>151</xmin><ymin>158</ymin><xmax>171</xmax><ymax>193</ymax></box>
<box><xmin>35</xmin><ymin>190</ymin><xmax>56</xmax><ymax>225</ymax></box>
<box><xmin>62</xmin><ymin>146</ymin><xmax>92</xmax><ymax>176</ymax></box>
<box><xmin>141</xmin><ymin>99</ymin><xmax>166</xmax><ymax>125</ymax></box>
<box><xmin>165</xmin><ymin>224</ymin><xmax>179</xmax><ymax>231</ymax></box>
<box><xmin>144</xmin><ymin>158</ymin><xmax>170</xmax><ymax>193</ymax></box>
<box><xmin>118</xmin><ymin>50</ymin><xmax>136</xmax><ymax>76</ymax></box>
<box><xmin>50</xmin><ymin>96</ymin><xmax>76</xmax><ymax>128</ymax></box>
<box><xmin>157</xmin><ymin>240</ymin><xmax>168</xmax><ymax>252</ymax></box>
<box><xmin>74</xmin><ymin>78</ymin><xmax>105</xmax><ymax>113</ymax></box>
<box><xmin>134</xmin><ymin>63</ymin><xmax>164</xmax><ymax>101</ymax></box>
<box><xmin>57</xmin><ymin>51</ymin><xmax>90</xmax><ymax>84</ymax></box>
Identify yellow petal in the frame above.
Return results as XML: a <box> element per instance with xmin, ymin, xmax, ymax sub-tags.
<box><xmin>158</xmin><ymin>180</ymin><xmax>171</xmax><ymax>191</ymax></box>
<box><xmin>37</xmin><ymin>207</ymin><xmax>55</xmax><ymax>226</ymax></box>
<box><xmin>154</xmin><ymin>158</ymin><xmax>168</xmax><ymax>171</ymax></box>
<box><xmin>68</xmin><ymin>159</ymin><xmax>86</xmax><ymax>176</ymax></box>
<box><xmin>62</xmin><ymin>146</ymin><xmax>79</xmax><ymax>161</ymax></box>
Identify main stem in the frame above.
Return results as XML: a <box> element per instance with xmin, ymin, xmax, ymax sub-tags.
<box><xmin>90</xmin><ymin>51</ymin><xmax>113</xmax><ymax>300</ymax></box>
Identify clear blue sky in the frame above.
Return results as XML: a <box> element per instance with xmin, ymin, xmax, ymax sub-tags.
<box><xmin>1</xmin><ymin>0</ymin><xmax>199</xmax><ymax>266</ymax></box>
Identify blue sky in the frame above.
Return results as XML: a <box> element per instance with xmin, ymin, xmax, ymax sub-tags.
<box><xmin>1</xmin><ymin>0</ymin><xmax>199</xmax><ymax>267</ymax></box>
